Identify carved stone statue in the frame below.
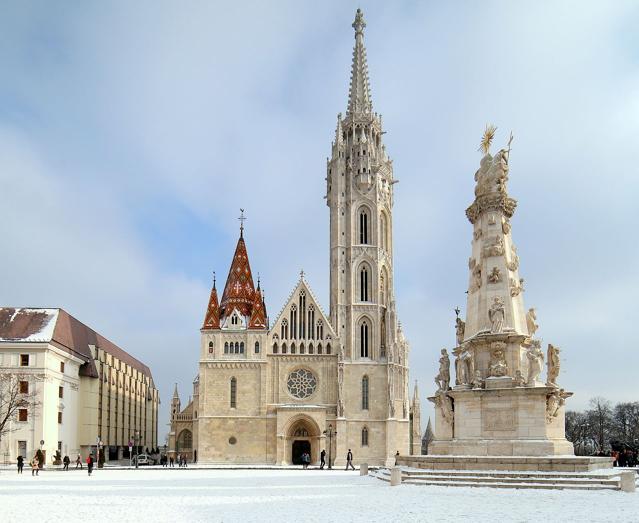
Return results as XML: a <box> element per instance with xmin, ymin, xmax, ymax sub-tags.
<box><xmin>546</xmin><ymin>344</ymin><xmax>561</xmax><ymax>387</ymax></box>
<box><xmin>502</xmin><ymin>219</ymin><xmax>511</xmax><ymax>235</ymax></box>
<box><xmin>435</xmin><ymin>390</ymin><xmax>454</xmax><ymax>426</ymax></box>
<box><xmin>488</xmin><ymin>342</ymin><xmax>508</xmax><ymax>377</ymax></box>
<box><xmin>510</xmin><ymin>277</ymin><xmax>524</xmax><ymax>297</ymax></box>
<box><xmin>471</xmin><ymin>370</ymin><xmax>483</xmax><ymax>389</ymax></box>
<box><xmin>526</xmin><ymin>308</ymin><xmax>539</xmax><ymax>337</ymax></box>
<box><xmin>488</xmin><ymin>296</ymin><xmax>505</xmax><ymax>333</ymax></box>
<box><xmin>483</xmin><ymin>236</ymin><xmax>505</xmax><ymax>257</ymax></box>
<box><xmin>455</xmin><ymin>317</ymin><xmax>465</xmax><ymax>347</ymax></box>
<box><xmin>513</xmin><ymin>370</ymin><xmax>525</xmax><ymax>387</ymax></box>
<box><xmin>488</xmin><ymin>267</ymin><xmax>502</xmax><ymax>283</ymax></box>
<box><xmin>455</xmin><ymin>347</ymin><xmax>474</xmax><ymax>386</ymax></box>
<box><xmin>546</xmin><ymin>388</ymin><xmax>567</xmax><ymax>422</ymax></box>
<box><xmin>526</xmin><ymin>341</ymin><xmax>544</xmax><ymax>386</ymax></box>
<box><xmin>470</xmin><ymin>265</ymin><xmax>482</xmax><ymax>293</ymax></box>
<box><xmin>434</xmin><ymin>349</ymin><xmax>450</xmax><ymax>392</ymax></box>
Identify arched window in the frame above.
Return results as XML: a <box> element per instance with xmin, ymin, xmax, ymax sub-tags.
<box><xmin>359</xmin><ymin>209</ymin><xmax>369</xmax><ymax>244</ymax></box>
<box><xmin>360</xmin><ymin>266</ymin><xmax>369</xmax><ymax>301</ymax></box>
<box><xmin>235</xmin><ymin>342</ymin><xmax>240</xmax><ymax>354</ymax></box>
<box><xmin>282</xmin><ymin>343</ymin><xmax>287</xmax><ymax>354</ymax></box>
<box><xmin>177</xmin><ymin>429</ymin><xmax>193</xmax><ymax>451</ymax></box>
<box><xmin>290</xmin><ymin>306</ymin><xmax>298</xmax><ymax>339</ymax></box>
<box><xmin>230</xmin><ymin>377</ymin><xmax>237</xmax><ymax>408</ymax></box>
<box><xmin>317</xmin><ymin>343</ymin><xmax>323</xmax><ymax>355</ymax></box>
<box><xmin>308</xmin><ymin>306</ymin><xmax>315</xmax><ymax>340</ymax></box>
<box><xmin>273</xmin><ymin>343</ymin><xmax>279</xmax><ymax>354</ymax></box>
<box><xmin>208</xmin><ymin>341</ymin><xmax>214</xmax><ymax>354</ymax></box>
<box><xmin>380</xmin><ymin>212</ymin><xmax>388</xmax><ymax>251</ymax></box>
<box><xmin>291</xmin><ymin>343</ymin><xmax>296</xmax><ymax>354</ymax></box>
<box><xmin>224</xmin><ymin>342</ymin><xmax>229</xmax><ymax>354</ymax></box>
<box><xmin>361</xmin><ymin>427</ymin><xmax>369</xmax><ymax>446</ymax></box>
<box><xmin>380</xmin><ymin>270</ymin><xmax>388</xmax><ymax>306</ymax></box>
<box><xmin>240</xmin><ymin>342</ymin><xmax>244</xmax><ymax>354</ymax></box>
<box><xmin>299</xmin><ymin>292</ymin><xmax>306</xmax><ymax>339</ymax></box>
<box><xmin>317</xmin><ymin>321</ymin><xmax>324</xmax><ymax>340</ymax></box>
<box><xmin>255</xmin><ymin>341</ymin><xmax>260</xmax><ymax>354</ymax></box>
<box><xmin>326</xmin><ymin>343</ymin><xmax>331</xmax><ymax>355</ymax></box>
<box><xmin>281</xmin><ymin>319</ymin><xmax>289</xmax><ymax>340</ymax></box>
<box><xmin>360</xmin><ymin>321</ymin><xmax>370</xmax><ymax>358</ymax></box>
<box><xmin>362</xmin><ymin>376</ymin><xmax>369</xmax><ymax>410</ymax></box>
<box><xmin>308</xmin><ymin>343</ymin><xmax>314</xmax><ymax>355</ymax></box>
<box><xmin>300</xmin><ymin>343</ymin><xmax>305</xmax><ymax>355</ymax></box>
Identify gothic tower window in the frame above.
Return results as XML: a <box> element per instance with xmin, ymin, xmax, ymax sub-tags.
<box><xmin>208</xmin><ymin>341</ymin><xmax>214</xmax><ymax>354</ymax></box>
<box><xmin>316</xmin><ymin>320</ymin><xmax>324</xmax><ymax>340</ymax></box>
<box><xmin>255</xmin><ymin>341</ymin><xmax>260</xmax><ymax>354</ymax></box>
<box><xmin>300</xmin><ymin>343</ymin><xmax>305</xmax><ymax>355</ymax></box>
<box><xmin>360</xmin><ymin>266</ymin><xmax>369</xmax><ymax>301</ymax></box>
<box><xmin>326</xmin><ymin>343</ymin><xmax>332</xmax><ymax>355</ymax></box>
<box><xmin>362</xmin><ymin>376</ymin><xmax>369</xmax><ymax>410</ymax></box>
<box><xmin>308</xmin><ymin>343</ymin><xmax>314</xmax><ymax>354</ymax></box>
<box><xmin>291</xmin><ymin>343</ymin><xmax>296</xmax><ymax>354</ymax></box>
<box><xmin>290</xmin><ymin>306</ymin><xmax>298</xmax><ymax>339</ymax></box>
<box><xmin>308</xmin><ymin>305</ymin><xmax>315</xmax><ymax>340</ymax></box>
<box><xmin>361</xmin><ymin>427</ymin><xmax>369</xmax><ymax>446</ymax></box>
<box><xmin>273</xmin><ymin>343</ymin><xmax>278</xmax><ymax>354</ymax></box>
<box><xmin>299</xmin><ymin>292</ymin><xmax>306</xmax><ymax>339</ymax></box>
<box><xmin>380</xmin><ymin>212</ymin><xmax>388</xmax><ymax>251</ymax></box>
<box><xmin>240</xmin><ymin>342</ymin><xmax>245</xmax><ymax>354</ymax></box>
<box><xmin>282</xmin><ymin>343</ymin><xmax>287</xmax><ymax>354</ymax></box>
<box><xmin>360</xmin><ymin>321</ymin><xmax>370</xmax><ymax>358</ymax></box>
<box><xmin>281</xmin><ymin>319</ymin><xmax>288</xmax><ymax>340</ymax></box>
<box><xmin>359</xmin><ymin>208</ymin><xmax>369</xmax><ymax>244</ymax></box>
<box><xmin>224</xmin><ymin>342</ymin><xmax>229</xmax><ymax>354</ymax></box>
<box><xmin>230</xmin><ymin>377</ymin><xmax>237</xmax><ymax>408</ymax></box>
<box><xmin>317</xmin><ymin>343</ymin><xmax>323</xmax><ymax>355</ymax></box>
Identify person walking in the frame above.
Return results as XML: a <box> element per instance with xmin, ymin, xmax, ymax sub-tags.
<box><xmin>76</xmin><ymin>454</ymin><xmax>83</xmax><ymax>469</ymax></box>
<box><xmin>320</xmin><ymin>449</ymin><xmax>326</xmax><ymax>470</ymax></box>
<box><xmin>31</xmin><ymin>455</ymin><xmax>39</xmax><ymax>476</ymax></box>
<box><xmin>63</xmin><ymin>455</ymin><xmax>70</xmax><ymax>471</ymax></box>
<box><xmin>345</xmin><ymin>449</ymin><xmax>355</xmax><ymax>471</ymax></box>
<box><xmin>169</xmin><ymin>456</ymin><xmax>174</xmax><ymax>467</ymax></box>
<box><xmin>87</xmin><ymin>454</ymin><xmax>94</xmax><ymax>476</ymax></box>
<box><xmin>395</xmin><ymin>451</ymin><xmax>400</xmax><ymax>465</ymax></box>
<box><xmin>17</xmin><ymin>455</ymin><xmax>24</xmax><ymax>474</ymax></box>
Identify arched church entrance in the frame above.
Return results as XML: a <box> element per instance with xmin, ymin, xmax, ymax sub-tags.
<box><xmin>284</xmin><ymin>416</ymin><xmax>321</xmax><ymax>465</ymax></box>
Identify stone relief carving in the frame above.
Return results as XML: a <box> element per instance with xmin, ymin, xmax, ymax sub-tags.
<box><xmin>468</xmin><ymin>257</ymin><xmax>476</xmax><ymax>270</ymax></box>
<box><xmin>471</xmin><ymin>370</ymin><xmax>483</xmax><ymax>389</ymax></box>
<box><xmin>488</xmin><ymin>266</ymin><xmax>502</xmax><ymax>283</ymax></box>
<box><xmin>488</xmin><ymin>214</ymin><xmax>496</xmax><ymax>225</ymax></box>
<box><xmin>526</xmin><ymin>308</ymin><xmax>539</xmax><ymax>337</ymax></box>
<box><xmin>506</xmin><ymin>255</ymin><xmax>519</xmax><ymax>272</ymax></box>
<box><xmin>510</xmin><ymin>277</ymin><xmax>525</xmax><ymax>297</ymax></box>
<box><xmin>483</xmin><ymin>236</ymin><xmax>505</xmax><ymax>257</ymax></box>
<box><xmin>488</xmin><ymin>296</ymin><xmax>505</xmax><ymax>333</ymax></box>
<box><xmin>470</xmin><ymin>265</ymin><xmax>482</xmax><ymax>293</ymax></box>
<box><xmin>526</xmin><ymin>340</ymin><xmax>544</xmax><ymax>386</ymax></box>
<box><xmin>473</xmin><ymin>229</ymin><xmax>483</xmax><ymax>240</ymax></box>
<box><xmin>455</xmin><ymin>347</ymin><xmax>474</xmax><ymax>386</ymax></box>
<box><xmin>488</xmin><ymin>342</ymin><xmax>508</xmax><ymax>377</ymax></box>
<box><xmin>455</xmin><ymin>317</ymin><xmax>465</xmax><ymax>347</ymax></box>
<box><xmin>513</xmin><ymin>370</ymin><xmax>525</xmax><ymax>387</ymax></box>
<box><xmin>434</xmin><ymin>390</ymin><xmax>454</xmax><ymax>427</ymax></box>
<box><xmin>546</xmin><ymin>388</ymin><xmax>568</xmax><ymax>422</ymax></box>
<box><xmin>434</xmin><ymin>348</ymin><xmax>451</xmax><ymax>392</ymax></box>
<box><xmin>546</xmin><ymin>344</ymin><xmax>561</xmax><ymax>387</ymax></box>
<box><xmin>502</xmin><ymin>219</ymin><xmax>511</xmax><ymax>235</ymax></box>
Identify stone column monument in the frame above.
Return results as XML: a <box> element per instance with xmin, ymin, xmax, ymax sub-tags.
<box><xmin>428</xmin><ymin>127</ymin><xmax>574</xmax><ymax>457</ymax></box>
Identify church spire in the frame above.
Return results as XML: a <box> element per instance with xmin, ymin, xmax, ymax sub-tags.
<box><xmin>220</xmin><ymin>229</ymin><xmax>257</xmax><ymax>318</ymax></box>
<box><xmin>347</xmin><ymin>8</ymin><xmax>372</xmax><ymax>116</ymax></box>
<box><xmin>202</xmin><ymin>271</ymin><xmax>221</xmax><ymax>330</ymax></box>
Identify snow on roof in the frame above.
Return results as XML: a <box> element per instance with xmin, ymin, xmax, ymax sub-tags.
<box><xmin>0</xmin><ymin>308</ymin><xmax>59</xmax><ymax>342</ymax></box>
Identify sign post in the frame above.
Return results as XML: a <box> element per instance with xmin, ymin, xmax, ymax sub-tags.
<box><xmin>128</xmin><ymin>441</ymin><xmax>133</xmax><ymax>468</ymax></box>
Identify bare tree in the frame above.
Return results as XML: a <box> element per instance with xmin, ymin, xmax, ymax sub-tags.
<box><xmin>612</xmin><ymin>402</ymin><xmax>639</xmax><ymax>447</ymax></box>
<box><xmin>0</xmin><ymin>373</ymin><xmax>40</xmax><ymax>444</ymax></box>
<box><xmin>586</xmin><ymin>397</ymin><xmax>613</xmax><ymax>453</ymax></box>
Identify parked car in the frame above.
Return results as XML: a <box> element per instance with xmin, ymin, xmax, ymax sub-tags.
<box><xmin>133</xmin><ymin>454</ymin><xmax>156</xmax><ymax>466</ymax></box>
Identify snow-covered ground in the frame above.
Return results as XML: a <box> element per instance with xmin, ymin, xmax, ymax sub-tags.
<box><xmin>0</xmin><ymin>468</ymin><xmax>636</xmax><ymax>523</ymax></box>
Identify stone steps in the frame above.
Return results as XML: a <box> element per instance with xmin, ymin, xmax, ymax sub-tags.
<box><xmin>371</xmin><ymin>467</ymin><xmax>635</xmax><ymax>491</ymax></box>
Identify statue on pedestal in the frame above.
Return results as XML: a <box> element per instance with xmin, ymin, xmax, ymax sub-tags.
<box><xmin>455</xmin><ymin>347</ymin><xmax>474</xmax><ymax>386</ymax></box>
<box><xmin>546</xmin><ymin>344</ymin><xmax>561</xmax><ymax>387</ymax></box>
<box><xmin>455</xmin><ymin>317</ymin><xmax>465</xmax><ymax>347</ymax></box>
<box><xmin>434</xmin><ymin>349</ymin><xmax>450</xmax><ymax>392</ymax></box>
<box><xmin>526</xmin><ymin>341</ymin><xmax>544</xmax><ymax>386</ymax></box>
<box><xmin>471</xmin><ymin>370</ymin><xmax>483</xmax><ymax>389</ymax></box>
<box><xmin>546</xmin><ymin>388</ymin><xmax>568</xmax><ymax>422</ymax></box>
<box><xmin>488</xmin><ymin>296</ymin><xmax>505</xmax><ymax>333</ymax></box>
<box><xmin>513</xmin><ymin>370</ymin><xmax>525</xmax><ymax>387</ymax></box>
<box><xmin>434</xmin><ymin>390</ymin><xmax>454</xmax><ymax>427</ymax></box>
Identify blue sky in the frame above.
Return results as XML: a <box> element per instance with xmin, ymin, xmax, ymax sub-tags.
<box><xmin>2</xmin><ymin>0</ymin><xmax>638</xmax><ymax>439</ymax></box>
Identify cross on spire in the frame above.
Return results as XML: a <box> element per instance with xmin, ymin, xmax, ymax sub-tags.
<box><xmin>238</xmin><ymin>208</ymin><xmax>246</xmax><ymax>237</ymax></box>
<box><xmin>300</xmin><ymin>269</ymin><xmax>305</xmax><ymax>280</ymax></box>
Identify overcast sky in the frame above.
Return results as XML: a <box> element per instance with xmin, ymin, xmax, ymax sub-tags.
<box><xmin>2</xmin><ymin>1</ymin><xmax>638</xmax><ymax>440</ymax></box>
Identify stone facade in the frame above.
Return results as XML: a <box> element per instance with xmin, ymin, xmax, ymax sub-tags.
<box><xmin>169</xmin><ymin>10</ymin><xmax>415</xmax><ymax>467</ymax></box>
<box><xmin>428</xmin><ymin>129</ymin><xmax>574</xmax><ymax>457</ymax></box>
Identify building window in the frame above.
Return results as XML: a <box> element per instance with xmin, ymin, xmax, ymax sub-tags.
<box><xmin>208</xmin><ymin>341</ymin><xmax>214</xmax><ymax>354</ymax></box>
<box><xmin>20</xmin><ymin>354</ymin><xmax>29</xmax><ymax>367</ymax></box>
<box><xmin>235</xmin><ymin>342</ymin><xmax>240</xmax><ymax>354</ymax></box>
<box><xmin>273</xmin><ymin>343</ymin><xmax>279</xmax><ymax>354</ymax></box>
<box><xmin>308</xmin><ymin>343</ymin><xmax>314</xmax><ymax>355</ymax></box>
<box><xmin>58</xmin><ymin>386</ymin><xmax>64</xmax><ymax>399</ymax></box>
<box><xmin>19</xmin><ymin>381</ymin><xmax>28</xmax><ymax>394</ymax></box>
<box><xmin>359</xmin><ymin>209</ymin><xmax>369</xmax><ymax>244</ymax></box>
<box><xmin>58</xmin><ymin>412</ymin><xmax>63</xmax><ymax>424</ymax></box>
<box><xmin>240</xmin><ymin>342</ymin><xmax>245</xmax><ymax>354</ymax></box>
<box><xmin>230</xmin><ymin>377</ymin><xmax>237</xmax><ymax>408</ymax></box>
<box><xmin>291</xmin><ymin>343</ymin><xmax>296</xmax><ymax>354</ymax></box>
<box><xmin>317</xmin><ymin>321</ymin><xmax>324</xmax><ymax>340</ymax></box>
<box><xmin>326</xmin><ymin>343</ymin><xmax>332</xmax><ymax>355</ymax></box>
<box><xmin>224</xmin><ymin>342</ymin><xmax>229</xmax><ymax>354</ymax></box>
<box><xmin>362</xmin><ymin>376</ymin><xmax>369</xmax><ymax>410</ymax></box>
<box><xmin>300</xmin><ymin>343</ymin><xmax>305</xmax><ymax>354</ymax></box>
<box><xmin>255</xmin><ymin>341</ymin><xmax>260</xmax><ymax>354</ymax></box>
<box><xmin>282</xmin><ymin>343</ymin><xmax>287</xmax><ymax>354</ymax></box>
<box><xmin>60</xmin><ymin>361</ymin><xmax>65</xmax><ymax>373</ymax></box>
<box><xmin>360</xmin><ymin>321</ymin><xmax>370</xmax><ymax>358</ymax></box>
<box><xmin>380</xmin><ymin>212</ymin><xmax>388</xmax><ymax>251</ymax></box>
<box><xmin>360</xmin><ymin>266</ymin><xmax>369</xmax><ymax>301</ymax></box>
<box><xmin>362</xmin><ymin>427</ymin><xmax>369</xmax><ymax>446</ymax></box>
<box><xmin>18</xmin><ymin>409</ymin><xmax>28</xmax><ymax>422</ymax></box>
<box><xmin>317</xmin><ymin>343</ymin><xmax>322</xmax><ymax>355</ymax></box>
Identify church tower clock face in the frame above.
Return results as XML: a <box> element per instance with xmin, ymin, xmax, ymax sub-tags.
<box><xmin>287</xmin><ymin>369</ymin><xmax>318</xmax><ymax>400</ymax></box>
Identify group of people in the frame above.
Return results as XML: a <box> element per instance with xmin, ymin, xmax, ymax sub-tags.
<box><xmin>161</xmin><ymin>453</ymin><xmax>188</xmax><ymax>467</ymax></box>
<box><xmin>610</xmin><ymin>449</ymin><xmax>638</xmax><ymax>467</ymax></box>
<box><xmin>16</xmin><ymin>453</ymin><xmax>94</xmax><ymax>476</ymax></box>
<box><xmin>306</xmin><ymin>449</ymin><xmax>357</xmax><ymax>470</ymax></box>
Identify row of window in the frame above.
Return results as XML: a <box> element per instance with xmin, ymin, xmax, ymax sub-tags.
<box><xmin>17</xmin><ymin>408</ymin><xmax>63</xmax><ymax>424</ymax></box>
<box><xmin>221</xmin><ymin>341</ymin><xmax>260</xmax><ymax>355</ymax></box>
<box><xmin>272</xmin><ymin>342</ymin><xmax>331</xmax><ymax>355</ymax></box>
<box><xmin>16</xmin><ymin>354</ymin><xmax>65</xmax><ymax>373</ymax></box>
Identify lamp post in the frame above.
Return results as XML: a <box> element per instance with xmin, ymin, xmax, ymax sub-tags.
<box><xmin>134</xmin><ymin>430</ymin><xmax>140</xmax><ymax>469</ymax></box>
<box><xmin>322</xmin><ymin>424</ymin><xmax>337</xmax><ymax>470</ymax></box>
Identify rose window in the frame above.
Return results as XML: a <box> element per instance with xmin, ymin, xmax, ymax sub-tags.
<box><xmin>287</xmin><ymin>369</ymin><xmax>317</xmax><ymax>399</ymax></box>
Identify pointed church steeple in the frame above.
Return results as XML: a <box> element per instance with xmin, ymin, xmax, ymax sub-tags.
<box><xmin>202</xmin><ymin>272</ymin><xmax>221</xmax><ymax>330</ymax></box>
<box><xmin>347</xmin><ymin>8</ymin><xmax>372</xmax><ymax>116</ymax></box>
<box><xmin>220</xmin><ymin>226</ymin><xmax>257</xmax><ymax>319</ymax></box>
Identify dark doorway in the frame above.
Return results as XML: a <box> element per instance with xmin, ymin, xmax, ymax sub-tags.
<box><xmin>292</xmin><ymin>440</ymin><xmax>311</xmax><ymax>465</ymax></box>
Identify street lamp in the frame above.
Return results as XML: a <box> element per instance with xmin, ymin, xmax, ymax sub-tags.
<box><xmin>322</xmin><ymin>424</ymin><xmax>337</xmax><ymax>470</ymax></box>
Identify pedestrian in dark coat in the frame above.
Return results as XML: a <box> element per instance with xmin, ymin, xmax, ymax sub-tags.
<box><xmin>76</xmin><ymin>454</ymin><xmax>83</xmax><ymax>469</ymax></box>
<box><xmin>63</xmin><ymin>455</ymin><xmax>70</xmax><ymax>471</ymax></box>
<box><xmin>320</xmin><ymin>449</ymin><xmax>326</xmax><ymax>469</ymax></box>
<box><xmin>87</xmin><ymin>455</ymin><xmax>94</xmax><ymax>476</ymax></box>
<box><xmin>17</xmin><ymin>455</ymin><xmax>24</xmax><ymax>474</ymax></box>
<box><xmin>345</xmin><ymin>449</ymin><xmax>355</xmax><ymax>470</ymax></box>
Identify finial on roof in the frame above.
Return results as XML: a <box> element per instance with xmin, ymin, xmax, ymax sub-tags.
<box><xmin>257</xmin><ymin>272</ymin><xmax>261</xmax><ymax>290</ymax></box>
<box><xmin>353</xmin><ymin>8</ymin><xmax>366</xmax><ymax>36</ymax></box>
<box><xmin>300</xmin><ymin>269</ymin><xmax>305</xmax><ymax>280</ymax></box>
<box><xmin>238</xmin><ymin>208</ymin><xmax>246</xmax><ymax>237</ymax></box>
<box><xmin>172</xmin><ymin>382</ymin><xmax>179</xmax><ymax>399</ymax></box>
<box><xmin>213</xmin><ymin>271</ymin><xmax>216</xmax><ymax>290</ymax></box>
